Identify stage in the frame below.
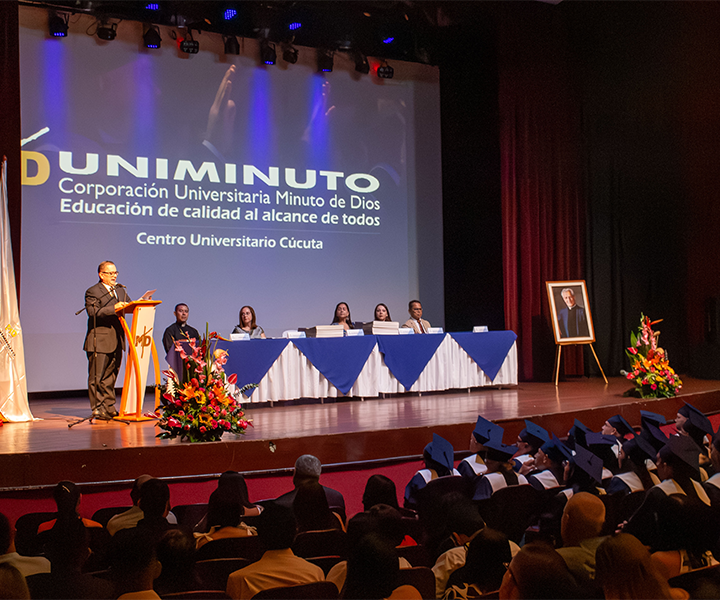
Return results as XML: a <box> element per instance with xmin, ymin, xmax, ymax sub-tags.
<box><xmin>3</xmin><ymin>376</ymin><xmax>720</xmax><ymax>491</ymax></box>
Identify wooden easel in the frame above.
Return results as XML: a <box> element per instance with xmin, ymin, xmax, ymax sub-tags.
<box><xmin>554</xmin><ymin>341</ymin><xmax>607</xmax><ymax>386</ymax></box>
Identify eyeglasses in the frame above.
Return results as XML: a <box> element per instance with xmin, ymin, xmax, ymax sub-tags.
<box><xmin>101</xmin><ymin>271</ymin><xmax>119</xmax><ymax>275</ymax></box>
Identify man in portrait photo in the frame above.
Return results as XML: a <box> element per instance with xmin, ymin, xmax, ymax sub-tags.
<box><xmin>557</xmin><ymin>288</ymin><xmax>590</xmax><ymax>338</ymax></box>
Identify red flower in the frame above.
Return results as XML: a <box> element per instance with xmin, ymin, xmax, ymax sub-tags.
<box><xmin>199</xmin><ymin>426</ymin><xmax>206</xmax><ymax>433</ymax></box>
<box><xmin>228</xmin><ymin>373</ymin><xmax>238</xmax><ymax>385</ymax></box>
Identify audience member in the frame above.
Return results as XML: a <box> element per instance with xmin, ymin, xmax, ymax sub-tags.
<box><xmin>472</xmin><ymin>437</ymin><xmax>527</xmax><ymax>501</ymax></box>
<box><xmin>404</xmin><ymin>434</ymin><xmax>460</xmax><ymax>510</ymax></box>
<box><xmin>363</xmin><ymin>475</ymin><xmax>401</xmax><ymax>511</ymax></box>
<box><xmin>512</xmin><ymin>421</ymin><xmax>549</xmax><ymax>473</ymax></box>
<box><xmin>37</xmin><ymin>481</ymin><xmax>102</xmax><ymax>534</ymax></box>
<box><xmin>135</xmin><ymin>479</ymin><xmax>174</xmax><ymax>543</ymax></box>
<box><xmin>555</xmin><ymin>492</ymin><xmax>607</xmax><ymax>599</ymax></box>
<box><xmin>458</xmin><ymin>416</ymin><xmax>504</xmax><ymax>480</ymax></box>
<box><xmin>275</xmin><ymin>455</ymin><xmax>346</xmax><ymax>518</ymax></box>
<box><xmin>162</xmin><ymin>303</ymin><xmax>200</xmax><ymax>353</ymax></box>
<box><xmin>107</xmin><ymin>475</ymin><xmax>179</xmax><ymax>536</ymax></box>
<box><xmin>595</xmin><ymin>533</ymin><xmax>687</xmax><ymax>600</ymax></box>
<box><xmin>443</xmin><ymin>528</ymin><xmax>512</xmax><ymax>599</ymax></box>
<box><xmin>153</xmin><ymin>529</ymin><xmax>199</xmax><ymax>596</ymax></box>
<box><xmin>226</xmin><ymin>502</ymin><xmax>324</xmax><ymax>599</ymax></box>
<box><xmin>26</xmin><ymin>518</ymin><xmax>114</xmax><ymax>600</ymax></box>
<box><xmin>293</xmin><ymin>481</ymin><xmax>345</xmax><ymax>533</ymax></box>
<box><xmin>499</xmin><ymin>541</ymin><xmax>578</xmax><ymax>599</ymax></box>
<box><xmin>703</xmin><ymin>431</ymin><xmax>720</xmax><ymax>506</ymax></box>
<box><xmin>0</xmin><ymin>512</ymin><xmax>50</xmax><ymax>577</ymax></box>
<box><xmin>606</xmin><ymin>436</ymin><xmax>658</xmax><ymax>496</ymax></box>
<box><xmin>523</xmin><ymin>438</ymin><xmax>569</xmax><ymax>490</ymax></box>
<box><xmin>109</xmin><ymin>528</ymin><xmax>162</xmax><ymax>599</ymax></box>
<box><xmin>0</xmin><ymin>563</ymin><xmax>30</xmax><ymax>600</ymax></box>
<box><xmin>194</xmin><ymin>471</ymin><xmax>261</xmax><ymax>533</ymax></box>
<box><xmin>194</xmin><ymin>488</ymin><xmax>257</xmax><ymax>549</ymax></box>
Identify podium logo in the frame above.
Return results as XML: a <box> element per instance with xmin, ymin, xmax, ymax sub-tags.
<box><xmin>134</xmin><ymin>325</ymin><xmax>154</xmax><ymax>358</ymax></box>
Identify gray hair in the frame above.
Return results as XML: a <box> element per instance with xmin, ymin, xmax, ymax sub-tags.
<box><xmin>294</xmin><ymin>454</ymin><xmax>321</xmax><ymax>479</ymax></box>
<box><xmin>561</xmin><ymin>288</ymin><xmax>575</xmax><ymax>296</ymax></box>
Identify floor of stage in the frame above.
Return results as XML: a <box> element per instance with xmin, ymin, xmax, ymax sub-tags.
<box><xmin>3</xmin><ymin>376</ymin><xmax>720</xmax><ymax>490</ymax></box>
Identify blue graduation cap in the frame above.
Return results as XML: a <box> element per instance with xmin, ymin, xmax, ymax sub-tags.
<box><xmin>640</xmin><ymin>410</ymin><xmax>667</xmax><ymax>427</ymax></box>
<box><xmin>473</xmin><ymin>415</ymin><xmax>504</xmax><ymax>445</ymax></box>
<box><xmin>644</xmin><ymin>421</ymin><xmax>669</xmax><ymax>453</ymax></box>
<box><xmin>520</xmin><ymin>420</ymin><xmax>550</xmax><ymax>449</ymax></box>
<box><xmin>622</xmin><ymin>435</ymin><xmax>657</xmax><ymax>465</ymax></box>
<box><xmin>541</xmin><ymin>435</ymin><xmax>572</xmax><ymax>465</ymax></box>
<box><xmin>683</xmin><ymin>404</ymin><xmax>714</xmax><ymax>436</ymax></box>
<box><xmin>572</xmin><ymin>444</ymin><xmax>604</xmax><ymax>484</ymax></box>
<box><xmin>667</xmin><ymin>434</ymin><xmax>701</xmax><ymax>472</ymax></box>
<box><xmin>483</xmin><ymin>436</ymin><xmax>518</xmax><ymax>462</ymax></box>
<box><xmin>607</xmin><ymin>414</ymin><xmax>635</xmax><ymax>437</ymax></box>
<box><xmin>428</xmin><ymin>433</ymin><xmax>455</xmax><ymax>472</ymax></box>
<box><xmin>567</xmin><ymin>419</ymin><xmax>592</xmax><ymax>449</ymax></box>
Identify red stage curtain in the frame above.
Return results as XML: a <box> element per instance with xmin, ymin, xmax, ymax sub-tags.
<box><xmin>497</xmin><ymin>4</ymin><xmax>585</xmax><ymax>381</ymax></box>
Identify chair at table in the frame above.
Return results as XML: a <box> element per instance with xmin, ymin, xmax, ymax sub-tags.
<box><xmin>91</xmin><ymin>506</ymin><xmax>132</xmax><ymax>527</ymax></box>
<box><xmin>194</xmin><ymin>558</ymin><xmax>251</xmax><ymax>591</ymax></box>
<box><xmin>14</xmin><ymin>512</ymin><xmax>57</xmax><ymax>556</ymax></box>
<box><xmin>251</xmin><ymin>581</ymin><xmax>339</xmax><ymax>599</ymax></box>
<box><xmin>292</xmin><ymin>529</ymin><xmax>347</xmax><ymax>560</ymax></box>
<box><xmin>195</xmin><ymin>536</ymin><xmax>265</xmax><ymax>563</ymax></box>
<box><xmin>395</xmin><ymin>566</ymin><xmax>435</xmax><ymax>600</ymax></box>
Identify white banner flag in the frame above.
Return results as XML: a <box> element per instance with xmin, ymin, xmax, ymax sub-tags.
<box><xmin>0</xmin><ymin>158</ymin><xmax>33</xmax><ymax>422</ymax></box>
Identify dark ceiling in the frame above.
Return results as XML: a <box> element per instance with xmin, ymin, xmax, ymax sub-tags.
<box><xmin>19</xmin><ymin>0</ymin><xmax>487</xmax><ymax>65</ymax></box>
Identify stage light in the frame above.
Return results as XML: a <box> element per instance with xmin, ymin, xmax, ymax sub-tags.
<box><xmin>223</xmin><ymin>35</ymin><xmax>239</xmax><ymax>55</ymax></box>
<box><xmin>382</xmin><ymin>36</ymin><xmax>395</xmax><ymax>44</ymax></box>
<box><xmin>282</xmin><ymin>44</ymin><xmax>298</xmax><ymax>64</ymax></box>
<box><xmin>49</xmin><ymin>13</ymin><xmax>68</xmax><ymax>38</ymax></box>
<box><xmin>317</xmin><ymin>49</ymin><xmax>333</xmax><ymax>73</ymax></box>
<box><xmin>288</xmin><ymin>22</ymin><xmax>302</xmax><ymax>31</ymax></box>
<box><xmin>145</xmin><ymin>3</ymin><xmax>160</xmax><ymax>10</ymax></box>
<box><xmin>224</xmin><ymin>8</ymin><xmax>237</xmax><ymax>21</ymax></box>
<box><xmin>143</xmin><ymin>25</ymin><xmax>161</xmax><ymax>48</ymax></box>
<box><xmin>180</xmin><ymin>32</ymin><xmax>199</xmax><ymax>54</ymax></box>
<box><xmin>354</xmin><ymin>52</ymin><xmax>369</xmax><ymax>74</ymax></box>
<box><xmin>377</xmin><ymin>61</ymin><xmax>394</xmax><ymax>79</ymax></box>
<box><xmin>260</xmin><ymin>39</ymin><xmax>276</xmax><ymax>65</ymax></box>
<box><xmin>96</xmin><ymin>21</ymin><xmax>117</xmax><ymax>41</ymax></box>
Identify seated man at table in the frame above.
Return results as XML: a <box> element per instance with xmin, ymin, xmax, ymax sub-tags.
<box><xmin>162</xmin><ymin>303</ymin><xmax>200</xmax><ymax>353</ymax></box>
<box><xmin>402</xmin><ymin>300</ymin><xmax>431</xmax><ymax>334</ymax></box>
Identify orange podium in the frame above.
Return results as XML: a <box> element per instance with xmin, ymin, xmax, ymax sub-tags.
<box><xmin>116</xmin><ymin>300</ymin><xmax>162</xmax><ymax>421</ymax></box>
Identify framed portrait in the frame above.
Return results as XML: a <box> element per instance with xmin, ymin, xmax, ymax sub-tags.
<box><xmin>546</xmin><ymin>280</ymin><xmax>596</xmax><ymax>345</ymax></box>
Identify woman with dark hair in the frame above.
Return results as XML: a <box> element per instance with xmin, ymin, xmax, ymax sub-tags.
<box><xmin>154</xmin><ymin>529</ymin><xmax>200</xmax><ymax>594</ymax></box>
<box><xmin>37</xmin><ymin>481</ymin><xmax>102</xmax><ymax>534</ymax></box>
<box><xmin>703</xmin><ymin>432</ymin><xmax>720</xmax><ymax>506</ymax></box>
<box><xmin>194</xmin><ymin>471</ymin><xmax>262</xmax><ymax>533</ymax></box>
<box><xmin>374</xmin><ymin>303</ymin><xmax>392</xmax><ymax>322</ymax></box>
<box><xmin>595</xmin><ymin>533</ymin><xmax>688</xmax><ymax>600</ymax></box>
<box><xmin>363</xmin><ymin>475</ymin><xmax>400</xmax><ymax>511</ymax></box>
<box><xmin>232</xmin><ymin>305</ymin><xmax>266</xmax><ymax>338</ymax></box>
<box><xmin>194</xmin><ymin>488</ymin><xmax>256</xmax><ymax>549</ymax></box>
<box><xmin>332</xmin><ymin>302</ymin><xmax>356</xmax><ymax>330</ymax></box>
<box><xmin>293</xmin><ymin>481</ymin><xmax>345</xmax><ymax>534</ymax></box>
<box><xmin>444</xmin><ymin>528</ymin><xmax>512</xmax><ymax>598</ymax></box>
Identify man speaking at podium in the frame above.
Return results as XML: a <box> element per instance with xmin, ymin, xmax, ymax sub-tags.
<box><xmin>84</xmin><ymin>261</ymin><xmax>130</xmax><ymax>420</ymax></box>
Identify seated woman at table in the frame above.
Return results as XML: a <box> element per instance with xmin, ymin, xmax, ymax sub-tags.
<box><xmin>331</xmin><ymin>302</ymin><xmax>357</xmax><ymax>330</ymax></box>
<box><xmin>374</xmin><ymin>303</ymin><xmax>392</xmax><ymax>322</ymax></box>
<box><xmin>232</xmin><ymin>305</ymin><xmax>266</xmax><ymax>338</ymax></box>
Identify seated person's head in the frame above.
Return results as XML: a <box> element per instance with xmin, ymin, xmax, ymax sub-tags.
<box><xmin>293</xmin><ymin>481</ymin><xmax>334</xmax><ymax>533</ymax></box>
<box><xmin>0</xmin><ymin>513</ymin><xmax>12</xmax><ymax>555</ymax></box>
<box><xmin>154</xmin><ymin>529</ymin><xmax>196</xmax><ymax>591</ymax></box>
<box><xmin>130</xmin><ymin>475</ymin><xmax>154</xmax><ymax>506</ymax></box>
<box><xmin>367</xmin><ymin>504</ymin><xmax>405</xmax><ymax>547</ymax></box>
<box><xmin>293</xmin><ymin>454</ymin><xmax>321</xmax><ymax>487</ymax></box>
<box><xmin>139</xmin><ymin>478</ymin><xmax>170</xmax><ymax>519</ymax></box>
<box><xmin>560</xmin><ymin>492</ymin><xmax>606</xmax><ymax>547</ymax></box>
<box><xmin>207</xmin><ymin>488</ymin><xmax>242</xmax><ymax>529</ymax></box>
<box><xmin>45</xmin><ymin>518</ymin><xmax>90</xmax><ymax>573</ymax></box>
<box><xmin>362</xmin><ymin>474</ymin><xmax>399</xmax><ymax>511</ymax></box>
<box><xmin>453</xmin><ymin>528</ymin><xmax>512</xmax><ymax>594</ymax></box>
<box><xmin>257</xmin><ymin>502</ymin><xmax>296</xmax><ymax>550</ymax></box>
<box><xmin>218</xmin><ymin>471</ymin><xmax>253</xmax><ymax>508</ymax></box>
<box><xmin>110</xmin><ymin>528</ymin><xmax>162</xmax><ymax>594</ymax></box>
<box><xmin>53</xmin><ymin>480</ymin><xmax>81</xmax><ymax>518</ymax></box>
<box><xmin>500</xmin><ymin>541</ymin><xmax>578</xmax><ymax>599</ymax></box>
<box><xmin>344</xmin><ymin>533</ymin><xmax>399</xmax><ymax>600</ymax></box>
<box><xmin>444</xmin><ymin>493</ymin><xmax>485</xmax><ymax>545</ymax></box>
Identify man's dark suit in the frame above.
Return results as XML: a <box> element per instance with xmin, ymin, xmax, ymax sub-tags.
<box><xmin>84</xmin><ymin>281</ymin><xmax>130</xmax><ymax>416</ymax></box>
<box><xmin>558</xmin><ymin>305</ymin><xmax>589</xmax><ymax>338</ymax></box>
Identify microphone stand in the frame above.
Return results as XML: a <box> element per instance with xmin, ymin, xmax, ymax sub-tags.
<box><xmin>70</xmin><ymin>287</ymin><xmax>130</xmax><ymax>427</ymax></box>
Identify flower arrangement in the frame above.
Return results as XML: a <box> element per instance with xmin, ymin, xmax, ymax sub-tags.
<box><xmin>156</xmin><ymin>327</ymin><xmax>254</xmax><ymax>442</ymax></box>
<box><xmin>621</xmin><ymin>314</ymin><xmax>682</xmax><ymax>398</ymax></box>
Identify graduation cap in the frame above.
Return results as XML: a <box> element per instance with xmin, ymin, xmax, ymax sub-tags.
<box><xmin>473</xmin><ymin>415</ymin><xmax>504</xmax><ymax>445</ymax></box>
<box><xmin>622</xmin><ymin>435</ymin><xmax>657</xmax><ymax>466</ymax></box>
<box><xmin>666</xmin><ymin>434</ymin><xmax>702</xmax><ymax>472</ymax></box>
<box><xmin>483</xmin><ymin>436</ymin><xmax>518</xmax><ymax>462</ymax></box>
<box><xmin>644</xmin><ymin>421</ymin><xmax>670</xmax><ymax>453</ymax></box>
<box><xmin>640</xmin><ymin>410</ymin><xmax>666</xmax><ymax>427</ymax></box>
<box><xmin>567</xmin><ymin>419</ymin><xmax>592</xmax><ymax>450</ymax></box>
<box><xmin>540</xmin><ymin>435</ymin><xmax>572</xmax><ymax>465</ymax></box>
<box><xmin>426</xmin><ymin>433</ymin><xmax>455</xmax><ymax>472</ymax></box>
<box><xmin>607</xmin><ymin>414</ymin><xmax>635</xmax><ymax>437</ymax></box>
<box><xmin>572</xmin><ymin>444</ymin><xmax>604</xmax><ymax>484</ymax></box>
<box><xmin>520</xmin><ymin>420</ymin><xmax>550</xmax><ymax>449</ymax></box>
<box><xmin>585</xmin><ymin>432</ymin><xmax>619</xmax><ymax>470</ymax></box>
<box><xmin>682</xmin><ymin>404</ymin><xmax>714</xmax><ymax>436</ymax></box>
